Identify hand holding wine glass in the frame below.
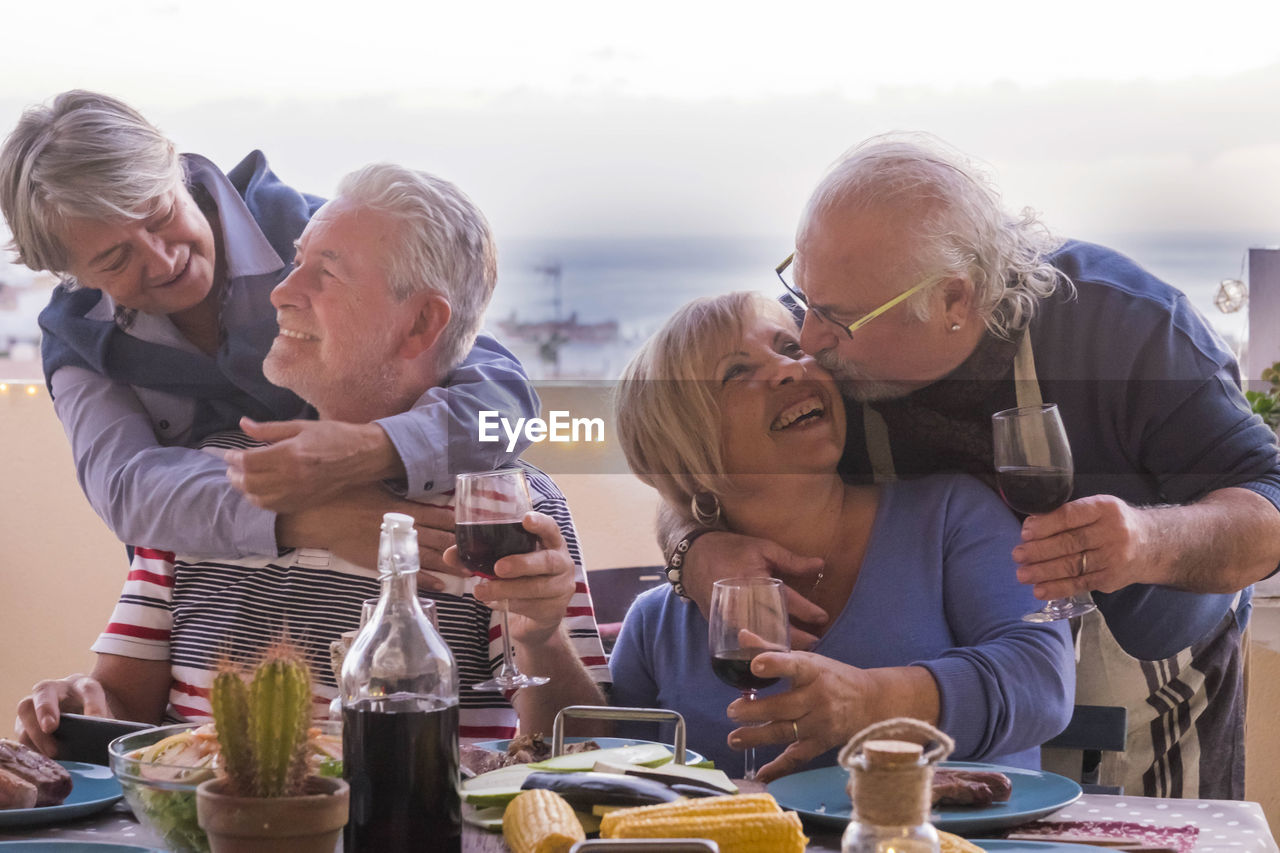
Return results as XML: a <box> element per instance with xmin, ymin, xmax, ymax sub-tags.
<box><xmin>992</xmin><ymin>403</ymin><xmax>1097</xmax><ymax>622</ymax></box>
<box><xmin>455</xmin><ymin>468</ymin><xmax>548</xmax><ymax>691</ymax></box>
<box><xmin>708</xmin><ymin>577</ymin><xmax>790</xmax><ymax>780</ymax></box>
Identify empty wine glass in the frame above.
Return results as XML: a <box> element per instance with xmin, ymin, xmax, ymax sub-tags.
<box><xmin>455</xmin><ymin>468</ymin><xmax>548</xmax><ymax>690</ymax></box>
<box><xmin>992</xmin><ymin>403</ymin><xmax>1097</xmax><ymax>623</ymax></box>
<box><xmin>708</xmin><ymin>577</ymin><xmax>790</xmax><ymax>780</ymax></box>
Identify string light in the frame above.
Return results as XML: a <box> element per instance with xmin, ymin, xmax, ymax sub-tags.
<box><xmin>1210</xmin><ymin>249</ymin><xmax>1252</xmax><ymax>364</ymax></box>
<box><xmin>0</xmin><ymin>382</ymin><xmax>47</xmax><ymax>398</ymax></box>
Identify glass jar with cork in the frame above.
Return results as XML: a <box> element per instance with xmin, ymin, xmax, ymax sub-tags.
<box><xmin>838</xmin><ymin>718</ymin><xmax>955</xmax><ymax>853</ymax></box>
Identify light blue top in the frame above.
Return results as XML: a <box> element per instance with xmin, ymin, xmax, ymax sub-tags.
<box><xmin>609</xmin><ymin>473</ymin><xmax>1074</xmax><ymax>774</ymax></box>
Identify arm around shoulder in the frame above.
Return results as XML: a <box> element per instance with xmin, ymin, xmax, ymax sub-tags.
<box><xmin>376</xmin><ymin>333</ymin><xmax>540</xmax><ymax>499</ymax></box>
<box><xmin>49</xmin><ymin>365</ymin><xmax>277</xmax><ymax>556</ymax></box>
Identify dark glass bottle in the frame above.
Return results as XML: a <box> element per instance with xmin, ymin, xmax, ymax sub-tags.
<box><xmin>341</xmin><ymin>512</ymin><xmax>460</xmax><ymax>853</ymax></box>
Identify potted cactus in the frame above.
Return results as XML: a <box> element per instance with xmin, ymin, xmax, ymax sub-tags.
<box><xmin>194</xmin><ymin>645</ymin><xmax>349</xmax><ymax>853</ymax></box>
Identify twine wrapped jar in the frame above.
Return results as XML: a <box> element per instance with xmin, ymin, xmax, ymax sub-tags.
<box><xmin>838</xmin><ymin>718</ymin><xmax>954</xmax><ymax>853</ymax></box>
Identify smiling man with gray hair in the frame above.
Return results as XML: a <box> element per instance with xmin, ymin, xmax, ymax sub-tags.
<box><xmin>18</xmin><ymin>162</ymin><xmax>609</xmax><ymax>754</ymax></box>
<box><xmin>0</xmin><ymin>90</ymin><xmax>541</xmax><ymax>570</ymax></box>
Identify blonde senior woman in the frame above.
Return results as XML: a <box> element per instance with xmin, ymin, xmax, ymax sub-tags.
<box><xmin>609</xmin><ymin>291</ymin><xmax>1073</xmax><ymax>782</ymax></box>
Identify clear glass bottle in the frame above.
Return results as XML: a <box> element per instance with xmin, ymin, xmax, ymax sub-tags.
<box><xmin>842</xmin><ymin>739</ymin><xmax>940</xmax><ymax>853</ymax></box>
<box><xmin>340</xmin><ymin>512</ymin><xmax>460</xmax><ymax>853</ymax></box>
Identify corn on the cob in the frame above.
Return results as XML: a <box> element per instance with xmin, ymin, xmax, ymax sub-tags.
<box><xmin>600</xmin><ymin>792</ymin><xmax>807</xmax><ymax>853</ymax></box>
<box><xmin>599</xmin><ymin>792</ymin><xmax>779</xmax><ymax>834</ymax></box>
<box><xmin>939</xmin><ymin>830</ymin><xmax>985</xmax><ymax>853</ymax></box>
<box><xmin>503</xmin><ymin>788</ymin><xmax>586</xmax><ymax>853</ymax></box>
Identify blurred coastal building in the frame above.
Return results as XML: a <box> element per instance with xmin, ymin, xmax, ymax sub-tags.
<box><xmin>0</xmin><ymin>255</ymin><xmax>53</xmax><ymax>378</ymax></box>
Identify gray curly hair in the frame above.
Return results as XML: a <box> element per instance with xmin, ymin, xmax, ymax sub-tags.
<box><xmin>798</xmin><ymin>132</ymin><xmax>1070</xmax><ymax>337</ymax></box>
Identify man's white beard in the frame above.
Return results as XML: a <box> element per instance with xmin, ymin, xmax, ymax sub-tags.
<box><xmin>814</xmin><ymin>349</ymin><xmax>915</xmax><ymax>403</ymax></box>
<box><xmin>265</xmin><ymin>345</ymin><xmax>402</xmax><ymax>420</ymax></box>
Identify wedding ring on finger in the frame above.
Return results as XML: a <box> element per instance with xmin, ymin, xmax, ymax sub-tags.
<box><xmin>1078</xmin><ymin>551</ymin><xmax>1089</xmax><ymax>577</ymax></box>
<box><xmin>791</xmin><ymin>720</ymin><xmax>800</xmax><ymax>743</ymax></box>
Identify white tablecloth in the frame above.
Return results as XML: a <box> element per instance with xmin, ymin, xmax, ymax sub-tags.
<box><xmin>1016</xmin><ymin>794</ymin><xmax>1277</xmax><ymax>853</ymax></box>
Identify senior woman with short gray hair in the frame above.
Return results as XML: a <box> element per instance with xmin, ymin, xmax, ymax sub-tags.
<box><xmin>0</xmin><ymin>90</ymin><xmax>537</xmax><ymax>567</ymax></box>
<box><xmin>609</xmin><ymin>290</ymin><xmax>1073</xmax><ymax>782</ymax></box>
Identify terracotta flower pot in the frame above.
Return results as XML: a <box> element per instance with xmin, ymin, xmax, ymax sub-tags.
<box><xmin>196</xmin><ymin>775</ymin><xmax>349</xmax><ymax>853</ymax></box>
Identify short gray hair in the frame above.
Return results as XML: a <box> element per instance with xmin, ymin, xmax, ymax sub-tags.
<box><xmin>0</xmin><ymin>90</ymin><xmax>184</xmax><ymax>275</ymax></box>
<box><xmin>616</xmin><ymin>291</ymin><xmax>797</xmax><ymax>524</ymax></box>
<box><xmin>799</xmin><ymin>132</ymin><xmax>1070</xmax><ymax>337</ymax></box>
<box><xmin>336</xmin><ymin>164</ymin><xmax>497</xmax><ymax>374</ymax></box>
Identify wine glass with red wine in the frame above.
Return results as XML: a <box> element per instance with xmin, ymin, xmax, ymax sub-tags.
<box><xmin>455</xmin><ymin>468</ymin><xmax>549</xmax><ymax>691</ymax></box>
<box><xmin>992</xmin><ymin>403</ymin><xmax>1097</xmax><ymax>623</ymax></box>
<box><xmin>708</xmin><ymin>577</ymin><xmax>790</xmax><ymax>780</ymax></box>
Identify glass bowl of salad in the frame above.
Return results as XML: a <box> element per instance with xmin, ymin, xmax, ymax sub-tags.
<box><xmin>107</xmin><ymin>721</ymin><xmax>342</xmax><ymax>853</ymax></box>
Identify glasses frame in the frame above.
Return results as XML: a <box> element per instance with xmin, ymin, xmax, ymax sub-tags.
<box><xmin>775</xmin><ymin>252</ymin><xmax>942</xmax><ymax>339</ymax></box>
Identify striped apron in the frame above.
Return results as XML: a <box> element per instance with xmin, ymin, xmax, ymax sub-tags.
<box><xmin>861</xmin><ymin>331</ymin><xmax>1246</xmax><ymax>798</ymax></box>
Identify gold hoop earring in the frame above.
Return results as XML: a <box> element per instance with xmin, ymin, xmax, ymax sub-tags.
<box><xmin>691</xmin><ymin>492</ymin><xmax>722</xmax><ymax>527</ymax></box>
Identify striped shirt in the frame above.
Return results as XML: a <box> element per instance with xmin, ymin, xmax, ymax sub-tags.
<box><xmin>93</xmin><ymin>459</ymin><xmax>609</xmax><ymax>739</ymax></box>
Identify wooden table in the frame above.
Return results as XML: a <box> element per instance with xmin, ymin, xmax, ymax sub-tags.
<box><xmin>2</xmin><ymin>794</ymin><xmax>1273</xmax><ymax>852</ymax></box>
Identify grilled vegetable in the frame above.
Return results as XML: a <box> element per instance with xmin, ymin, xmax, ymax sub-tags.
<box><xmin>520</xmin><ymin>771</ymin><xmax>682</xmax><ymax>809</ymax></box>
<box><xmin>591</xmin><ymin>759</ymin><xmax>738</xmax><ymax>795</ymax></box>
<box><xmin>503</xmin><ymin>789</ymin><xmax>586</xmax><ymax>853</ymax></box>
<box><xmin>466</xmin><ymin>806</ymin><xmax>508</xmax><ymax>833</ymax></box>
<box><xmin>462</xmin><ymin>764</ymin><xmax>539</xmax><ymax>807</ymax></box>
<box><xmin>526</xmin><ymin>743</ymin><xmax>675</xmax><ymax>771</ymax></box>
<box><xmin>600</xmin><ymin>792</ymin><xmax>808</xmax><ymax>853</ymax></box>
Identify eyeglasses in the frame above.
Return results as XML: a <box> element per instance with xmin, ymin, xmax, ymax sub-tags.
<box><xmin>775</xmin><ymin>252</ymin><xmax>941</xmax><ymax>339</ymax></box>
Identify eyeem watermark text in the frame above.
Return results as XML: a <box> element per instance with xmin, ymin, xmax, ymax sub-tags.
<box><xmin>479</xmin><ymin>411</ymin><xmax>606</xmax><ymax>451</ymax></box>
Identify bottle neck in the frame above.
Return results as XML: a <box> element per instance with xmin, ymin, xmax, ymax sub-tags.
<box><xmin>380</xmin><ymin>570</ymin><xmax>419</xmax><ymax>604</ymax></box>
<box><xmin>377</xmin><ymin>521</ymin><xmax>422</xmax><ymax>609</ymax></box>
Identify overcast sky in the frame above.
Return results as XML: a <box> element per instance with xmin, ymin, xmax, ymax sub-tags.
<box><xmin>2</xmin><ymin>1</ymin><xmax>1279</xmax><ymax>243</ymax></box>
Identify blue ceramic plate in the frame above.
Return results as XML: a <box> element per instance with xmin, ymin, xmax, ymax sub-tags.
<box><xmin>0</xmin><ymin>844</ymin><xmax>163</xmax><ymax>852</ymax></box>
<box><xmin>0</xmin><ymin>762</ymin><xmax>122</xmax><ymax>828</ymax></box>
<box><xmin>975</xmin><ymin>842</ymin><xmax>1107</xmax><ymax>852</ymax></box>
<box><xmin>766</xmin><ymin>761</ymin><xmax>1081</xmax><ymax>835</ymax></box>
<box><xmin>473</xmin><ymin>736</ymin><xmax>706</xmax><ymax>766</ymax></box>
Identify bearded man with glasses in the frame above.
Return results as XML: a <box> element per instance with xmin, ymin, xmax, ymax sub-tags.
<box><xmin>659</xmin><ymin>133</ymin><xmax>1280</xmax><ymax>799</ymax></box>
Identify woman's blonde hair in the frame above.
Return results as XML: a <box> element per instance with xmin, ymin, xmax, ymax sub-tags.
<box><xmin>615</xmin><ymin>291</ymin><xmax>798</xmax><ymax>524</ymax></box>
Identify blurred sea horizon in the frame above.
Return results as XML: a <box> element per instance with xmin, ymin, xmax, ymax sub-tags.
<box><xmin>2</xmin><ymin>229</ymin><xmax>1275</xmax><ymax>381</ymax></box>
<box><xmin>490</xmin><ymin>229</ymin><xmax>1271</xmax><ymax>379</ymax></box>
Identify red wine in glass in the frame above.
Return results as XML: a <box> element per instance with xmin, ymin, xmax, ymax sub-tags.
<box><xmin>991</xmin><ymin>403</ymin><xmax>1097</xmax><ymax>622</ymax></box>
<box><xmin>996</xmin><ymin>465</ymin><xmax>1073</xmax><ymax>516</ymax></box>
<box><xmin>454</xmin><ymin>468</ymin><xmax>548</xmax><ymax>690</ymax></box>
<box><xmin>455</xmin><ymin>521</ymin><xmax>539</xmax><ymax>579</ymax></box>
<box><xmin>711</xmin><ymin>649</ymin><xmax>781</xmax><ymax>692</ymax></box>
<box><xmin>708</xmin><ymin>577</ymin><xmax>790</xmax><ymax>780</ymax></box>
